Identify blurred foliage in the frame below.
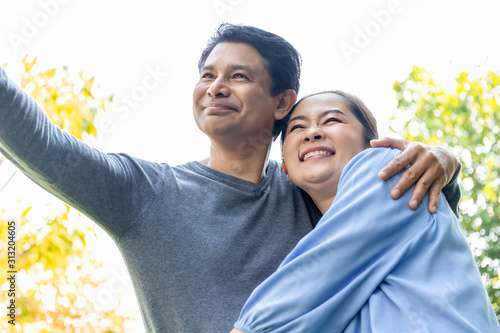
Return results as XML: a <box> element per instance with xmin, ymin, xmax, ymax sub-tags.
<box><xmin>392</xmin><ymin>65</ymin><xmax>500</xmax><ymax>321</ymax></box>
<box><xmin>18</xmin><ymin>55</ymin><xmax>112</xmax><ymax>140</ymax></box>
<box><xmin>0</xmin><ymin>57</ymin><xmax>132</xmax><ymax>332</ymax></box>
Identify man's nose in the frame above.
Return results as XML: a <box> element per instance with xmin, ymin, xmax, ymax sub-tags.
<box><xmin>208</xmin><ymin>77</ymin><xmax>230</xmax><ymax>97</ymax></box>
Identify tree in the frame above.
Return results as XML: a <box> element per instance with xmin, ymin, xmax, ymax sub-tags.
<box><xmin>391</xmin><ymin>65</ymin><xmax>500</xmax><ymax>321</ymax></box>
<box><xmin>0</xmin><ymin>57</ymin><xmax>136</xmax><ymax>332</ymax></box>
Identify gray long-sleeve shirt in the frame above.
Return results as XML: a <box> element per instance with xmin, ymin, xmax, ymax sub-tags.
<box><xmin>0</xmin><ymin>68</ymin><xmax>319</xmax><ymax>332</ymax></box>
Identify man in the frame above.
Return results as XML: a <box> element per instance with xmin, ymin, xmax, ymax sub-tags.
<box><xmin>0</xmin><ymin>23</ymin><xmax>460</xmax><ymax>332</ymax></box>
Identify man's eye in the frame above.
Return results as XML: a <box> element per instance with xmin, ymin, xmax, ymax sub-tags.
<box><xmin>201</xmin><ymin>73</ymin><xmax>215</xmax><ymax>79</ymax></box>
<box><xmin>233</xmin><ymin>73</ymin><xmax>248</xmax><ymax>79</ymax></box>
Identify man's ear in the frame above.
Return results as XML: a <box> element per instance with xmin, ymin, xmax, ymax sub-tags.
<box><xmin>274</xmin><ymin>89</ymin><xmax>297</xmax><ymax>120</ymax></box>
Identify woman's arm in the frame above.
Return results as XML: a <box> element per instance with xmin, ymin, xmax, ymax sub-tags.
<box><xmin>233</xmin><ymin>148</ymin><xmax>437</xmax><ymax>333</ymax></box>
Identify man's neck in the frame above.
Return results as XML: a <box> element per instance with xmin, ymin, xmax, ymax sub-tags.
<box><xmin>201</xmin><ymin>140</ymin><xmax>272</xmax><ymax>184</ymax></box>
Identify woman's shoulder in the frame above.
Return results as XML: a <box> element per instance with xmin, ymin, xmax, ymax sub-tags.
<box><xmin>340</xmin><ymin>147</ymin><xmax>402</xmax><ymax>183</ymax></box>
<box><xmin>349</xmin><ymin>147</ymin><xmax>401</xmax><ymax>165</ymax></box>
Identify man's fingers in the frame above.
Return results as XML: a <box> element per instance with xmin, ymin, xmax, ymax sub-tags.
<box><xmin>370</xmin><ymin>137</ymin><xmax>408</xmax><ymax>150</ymax></box>
<box><xmin>426</xmin><ymin>181</ymin><xmax>444</xmax><ymax>213</ymax></box>
<box><xmin>379</xmin><ymin>150</ymin><xmax>416</xmax><ymax>180</ymax></box>
<box><xmin>407</xmin><ymin>174</ymin><xmax>432</xmax><ymax>209</ymax></box>
<box><xmin>390</xmin><ymin>164</ymin><xmax>425</xmax><ymax>200</ymax></box>
<box><xmin>375</xmin><ymin>139</ymin><xmax>457</xmax><ymax>212</ymax></box>
<box><xmin>403</xmin><ymin>172</ymin><xmax>445</xmax><ymax>213</ymax></box>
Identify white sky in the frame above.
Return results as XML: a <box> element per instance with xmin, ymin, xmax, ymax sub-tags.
<box><xmin>1</xmin><ymin>0</ymin><xmax>499</xmax><ymax>331</ymax></box>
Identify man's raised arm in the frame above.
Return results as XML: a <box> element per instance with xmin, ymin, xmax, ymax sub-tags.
<box><xmin>0</xmin><ymin>67</ymin><xmax>157</xmax><ymax>237</ymax></box>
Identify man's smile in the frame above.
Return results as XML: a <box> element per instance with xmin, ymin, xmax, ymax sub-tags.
<box><xmin>204</xmin><ymin>102</ymin><xmax>238</xmax><ymax>114</ymax></box>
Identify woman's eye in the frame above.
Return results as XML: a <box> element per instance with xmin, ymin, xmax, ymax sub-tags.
<box><xmin>289</xmin><ymin>124</ymin><xmax>304</xmax><ymax>132</ymax></box>
<box><xmin>233</xmin><ymin>73</ymin><xmax>248</xmax><ymax>79</ymax></box>
<box><xmin>324</xmin><ymin>117</ymin><xmax>342</xmax><ymax>124</ymax></box>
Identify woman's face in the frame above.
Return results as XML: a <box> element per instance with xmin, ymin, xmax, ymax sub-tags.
<box><xmin>283</xmin><ymin>93</ymin><xmax>367</xmax><ymax>199</ymax></box>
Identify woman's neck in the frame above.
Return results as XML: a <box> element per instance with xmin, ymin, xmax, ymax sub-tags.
<box><xmin>302</xmin><ymin>180</ymin><xmax>339</xmax><ymax>215</ymax></box>
<box><xmin>312</xmin><ymin>195</ymin><xmax>335</xmax><ymax>215</ymax></box>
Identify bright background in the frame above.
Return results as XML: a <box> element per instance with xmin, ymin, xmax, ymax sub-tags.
<box><xmin>1</xmin><ymin>0</ymin><xmax>499</xmax><ymax>330</ymax></box>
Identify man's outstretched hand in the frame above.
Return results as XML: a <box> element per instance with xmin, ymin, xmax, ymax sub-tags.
<box><xmin>371</xmin><ymin>137</ymin><xmax>460</xmax><ymax>213</ymax></box>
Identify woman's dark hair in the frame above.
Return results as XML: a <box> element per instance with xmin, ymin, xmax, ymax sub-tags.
<box><xmin>198</xmin><ymin>23</ymin><xmax>302</xmax><ymax>97</ymax></box>
<box><xmin>280</xmin><ymin>90</ymin><xmax>379</xmax><ymax>148</ymax></box>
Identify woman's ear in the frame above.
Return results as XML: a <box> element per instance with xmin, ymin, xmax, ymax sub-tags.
<box><xmin>274</xmin><ymin>89</ymin><xmax>297</xmax><ymax>120</ymax></box>
<box><xmin>282</xmin><ymin>162</ymin><xmax>292</xmax><ymax>182</ymax></box>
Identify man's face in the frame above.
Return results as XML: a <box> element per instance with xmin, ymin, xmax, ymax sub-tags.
<box><xmin>193</xmin><ymin>42</ymin><xmax>282</xmax><ymax>146</ymax></box>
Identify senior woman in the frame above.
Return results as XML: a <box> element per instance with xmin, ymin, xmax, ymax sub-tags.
<box><xmin>231</xmin><ymin>91</ymin><xmax>499</xmax><ymax>332</ymax></box>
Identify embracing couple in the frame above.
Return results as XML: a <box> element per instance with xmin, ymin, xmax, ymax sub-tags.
<box><xmin>0</xmin><ymin>23</ymin><xmax>498</xmax><ymax>332</ymax></box>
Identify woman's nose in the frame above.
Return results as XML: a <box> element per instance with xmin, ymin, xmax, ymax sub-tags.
<box><xmin>304</xmin><ymin>126</ymin><xmax>324</xmax><ymax>142</ymax></box>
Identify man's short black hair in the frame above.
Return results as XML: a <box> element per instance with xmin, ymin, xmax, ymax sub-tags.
<box><xmin>198</xmin><ymin>23</ymin><xmax>302</xmax><ymax>97</ymax></box>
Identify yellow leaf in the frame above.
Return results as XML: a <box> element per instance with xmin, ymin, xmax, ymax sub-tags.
<box><xmin>22</xmin><ymin>55</ymin><xmax>37</xmax><ymax>73</ymax></box>
<box><xmin>43</xmin><ymin>68</ymin><xmax>57</xmax><ymax>78</ymax></box>
<box><xmin>21</xmin><ymin>206</ymin><xmax>32</xmax><ymax>217</ymax></box>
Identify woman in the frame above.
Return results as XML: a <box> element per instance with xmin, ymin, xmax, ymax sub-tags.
<box><xmin>232</xmin><ymin>91</ymin><xmax>499</xmax><ymax>332</ymax></box>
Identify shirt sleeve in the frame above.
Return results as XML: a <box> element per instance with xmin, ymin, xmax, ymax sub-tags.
<box><xmin>0</xmin><ymin>67</ymin><xmax>159</xmax><ymax>238</ymax></box>
<box><xmin>233</xmin><ymin>148</ymin><xmax>441</xmax><ymax>333</ymax></box>
<box><xmin>442</xmin><ymin>163</ymin><xmax>462</xmax><ymax>217</ymax></box>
